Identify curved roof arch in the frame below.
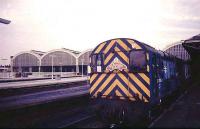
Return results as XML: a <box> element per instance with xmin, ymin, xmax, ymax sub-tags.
<box><xmin>12</xmin><ymin>51</ymin><xmax>41</xmax><ymax>67</ymax></box>
<box><xmin>163</xmin><ymin>41</ymin><xmax>183</xmax><ymax>51</ymax></box>
<box><xmin>77</xmin><ymin>49</ymin><xmax>93</xmax><ymax>65</ymax></box>
<box><xmin>163</xmin><ymin>41</ymin><xmax>190</xmax><ymax>61</ymax></box>
<box><xmin>41</xmin><ymin>48</ymin><xmax>77</xmax><ymax>59</ymax></box>
<box><xmin>77</xmin><ymin>49</ymin><xmax>93</xmax><ymax>58</ymax></box>
<box><xmin>12</xmin><ymin>51</ymin><xmax>41</xmax><ymax>61</ymax></box>
<box><xmin>40</xmin><ymin>49</ymin><xmax>77</xmax><ymax>66</ymax></box>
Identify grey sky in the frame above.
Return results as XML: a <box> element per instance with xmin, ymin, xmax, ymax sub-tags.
<box><xmin>0</xmin><ymin>0</ymin><xmax>200</xmax><ymax>65</ymax></box>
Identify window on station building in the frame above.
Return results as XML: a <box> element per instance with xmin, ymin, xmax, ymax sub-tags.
<box><xmin>130</xmin><ymin>50</ymin><xmax>147</xmax><ymax>72</ymax></box>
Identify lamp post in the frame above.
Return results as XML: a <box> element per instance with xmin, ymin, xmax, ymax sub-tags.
<box><xmin>38</xmin><ymin>60</ymin><xmax>41</xmax><ymax>77</ymax></box>
<box><xmin>50</xmin><ymin>55</ymin><xmax>56</xmax><ymax>80</ymax></box>
<box><xmin>0</xmin><ymin>18</ymin><xmax>11</xmax><ymax>24</ymax></box>
<box><xmin>81</xmin><ymin>59</ymin><xmax>84</xmax><ymax>77</ymax></box>
<box><xmin>10</xmin><ymin>56</ymin><xmax>13</xmax><ymax>78</ymax></box>
<box><xmin>0</xmin><ymin>18</ymin><xmax>11</xmax><ymax>78</ymax></box>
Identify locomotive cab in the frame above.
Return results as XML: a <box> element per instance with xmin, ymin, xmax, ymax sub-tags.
<box><xmin>89</xmin><ymin>39</ymin><xmax>150</xmax><ymax>103</ymax></box>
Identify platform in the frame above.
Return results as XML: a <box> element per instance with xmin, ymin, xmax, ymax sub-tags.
<box><xmin>0</xmin><ymin>76</ymin><xmax>88</xmax><ymax>89</ymax></box>
<box><xmin>0</xmin><ymin>85</ymin><xmax>89</xmax><ymax>112</ymax></box>
<box><xmin>150</xmin><ymin>82</ymin><xmax>200</xmax><ymax>128</ymax></box>
<box><xmin>0</xmin><ymin>75</ymin><xmax>82</xmax><ymax>83</ymax></box>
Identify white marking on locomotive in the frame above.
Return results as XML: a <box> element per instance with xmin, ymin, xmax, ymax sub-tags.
<box><xmin>163</xmin><ymin>66</ymin><xmax>167</xmax><ymax>73</ymax></box>
<box><xmin>97</xmin><ymin>66</ymin><xmax>102</xmax><ymax>72</ymax></box>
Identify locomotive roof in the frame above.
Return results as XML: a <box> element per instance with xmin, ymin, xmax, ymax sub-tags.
<box><xmin>93</xmin><ymin>38</ymin><xmax>183</xmax><ymax>61</ymax></box>
<box><xmin>94</xmin><ymin>38</ymin><xmax>157</xmax><ymax>52</ymax></box>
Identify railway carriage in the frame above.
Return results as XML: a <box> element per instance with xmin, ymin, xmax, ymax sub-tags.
<box><xmin>88</xmin><ymin>38</ymin><xmax>190</xmax><ymax>124</ymax></box>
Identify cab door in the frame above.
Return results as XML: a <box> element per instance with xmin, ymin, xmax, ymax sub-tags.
<box><xmin>129</xmin><ymin>50</ymin><xmax>150</xmax><ymax>102</ymax></box>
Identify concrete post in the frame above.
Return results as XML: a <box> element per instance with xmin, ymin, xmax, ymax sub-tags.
<box><xmin>10</xmin><ymin>58</ymin><xmax>13</xmax><ymax>78</ymax></box>
<box><xmin>76</xmin><ymin>58</ymin><xmax>79</xmax><ymax>75</ymax></box>
<box><xmin>38</xmin><ymin>60</ymin><xmax>41</xmax><ymax>77</ymax></box>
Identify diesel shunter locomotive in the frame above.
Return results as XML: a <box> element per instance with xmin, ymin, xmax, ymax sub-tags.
<box><xmin>88</xmin><ymin>38</ymin><xmax>190</xmax><ymax>125</ymax></box>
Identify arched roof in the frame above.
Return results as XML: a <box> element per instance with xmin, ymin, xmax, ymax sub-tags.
<box><xmin>41</xmin><ymin>48</ymin><xmax>77</xmax><ymax>59</ymax></box>
<box><xmin>163</xmin><ymin>41</ymin><xmax>183</xmax><ymax>51</ymax></box>
<box><xmin>41</xmin><ymin>48</ymin><xmax>77</xmax><ymax>66</ymax></box>
<box><xmin>77</xmin><ymin>49</ymin><xmax>93</xmax><ymax>65</ymax></box>
<box><xmin>12</xmin><ymin>51</ymin><xmax>40</xmax><ymax>67</ymax></box>
<box><xmin>77</xmin><ymin>49</ymin><xmax>93</xmax><ymax>58</ymax></box>
<box><xmin>163</xmin><ymin>41</ymin><xmax>190</xmax><ymax>61</ymax></box>
<box><xmin>12</xmin><ymin>51</ymin><xmax>41</xmax><ymax>61</ymax></box>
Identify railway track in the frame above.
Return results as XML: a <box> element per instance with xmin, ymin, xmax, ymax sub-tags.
<box><xmin>0</xmin><ymin>80</ymin><xmax>87</xmax><ymax>98</ymax></box>
<box><xmin>59</xmin><ymin>113</ymin><xmax>96</xmax><ymax>128</ymax></box>
<box><xmin>0</xmin><ymin>85</ymin><xmax>89</xmax><ymax>112</ymax></box>
<box><xmin>60</xmin><ymin>111</ymin><xmax>107</xmax><ymax>128</ymax></box>
<box><xmin>0</xmin><ymin>78</ymin><xmax>92</xmax><ymax>128</ymax></box>
<box><xmin>0</xmin><ymin>93</ymin><xmax>90</xmax><ymax>128</ymax></box>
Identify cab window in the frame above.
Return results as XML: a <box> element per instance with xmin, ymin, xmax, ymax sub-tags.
<box><xmin>91</xmin><ymin>55</ymin><xmax>97</xmax><ymax>72</ymax></box>
<box><xmin>130</xmin><ymin>50</ymin><xmax>147</xmax><ymax>72</ymax></box>
<box><xmin>91</xmin><ymin>54</ymin><xmax>97</xmax><ymax>66</ymax></box>
<box><xmin>91</xmin><ymin>54</ymin><xmax>104</xmax><ymax>72</ymax></box>
<box><xmin>97</xmin><ymin>55</ymin><xmax>102</xmax><ymax>66</ymax></box>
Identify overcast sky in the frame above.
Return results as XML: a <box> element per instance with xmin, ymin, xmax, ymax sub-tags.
<box><xmin>0</xmin><ymin>0</ymin><xmax>200</xmax><ymax>64</ymax></box>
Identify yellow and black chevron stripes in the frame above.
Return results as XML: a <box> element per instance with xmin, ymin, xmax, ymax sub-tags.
<box><xmin>93</xmin><ymin>38</ymin><xmax>144</xmax><ymax>70</ymax></box>
<box><xmin>129</xmin><ymin>74</ymin><xmax>150</xmax><ymax>97</ymax></box>
<box><xmin>94</xmin><ymin>74</ymin><xmax>115</xmax><ymax>96</ymax></box>
<box><xmin>103</xmin><ymin>79</ymin><xmax>129</xmax><ymax>96</ymax></box>
<box><xmin>104</xmin><ymin>40</ymin><xmax>115</xmax><ymax>53</ymax></box>
<box><xmin>104</xmin><ymin>53</ymin><xmax>114</xmax><ymax>65</ymax></box>
<box><xmin>127</xmin><ymin>39</ymin><xmax>142</xmax><ymax>49</ymax></box>
<box><xmin>94</xmin><ymin>42</ymin><xmax>106</xmax><ymax>54</ymax></box>
<box><xmin>116</xmin><ymin>51</ymin><xmax>129</xmax><ymax>64</ymax></box>
<box><xmin>138</xmin><ymin>73</ymin><xmax>150</xmax><ymax>85</ymax></box>
<box><xmin>90</xmin><ymin>74</ymin><xmax>106</xmax><ymax>94</ymax></box>
<box><xmin>93</xmin><ymin>38</ymin><xmax>143</xmax><ymax>55</ymax></box>
<box><xmin>118</xmin><ymin>73</ymin><xmax>148</xmax><ymax>102</ymax></box>
<box><xmin>90</xmin><ymin>73</ymin><xmax>98</xmax><ymax>84</ymax></box>
<box><xmin>116</xmin><ymin>39</ymin><xmax>131</xmax><ymax>51</ymax></box>
<box><xmin>90</xmin><ymin>72</ymin><xmax>150</xmax><ymax>102</ymax></box>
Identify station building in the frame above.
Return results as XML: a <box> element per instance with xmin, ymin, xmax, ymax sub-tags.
<box><xmin>11</xmin><ymin>48</ymin><xmax>92</xmax><ymax>77</ymax></box>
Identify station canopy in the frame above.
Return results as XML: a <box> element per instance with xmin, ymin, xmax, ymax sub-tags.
<box><xmin>182</xmin><ymin>34</ymin><xmax>200</xmax><ymax>80</ymax></box>
<box><xmin>183</xmin><ymin>34</ymin><xmax>200</xmax><ymax>56</ymax></box>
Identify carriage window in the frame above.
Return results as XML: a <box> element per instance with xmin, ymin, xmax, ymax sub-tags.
<box><xmin>130</xmin><ymin>50</ymin><xmax>147</xmax><ymax>72</ymax></box>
